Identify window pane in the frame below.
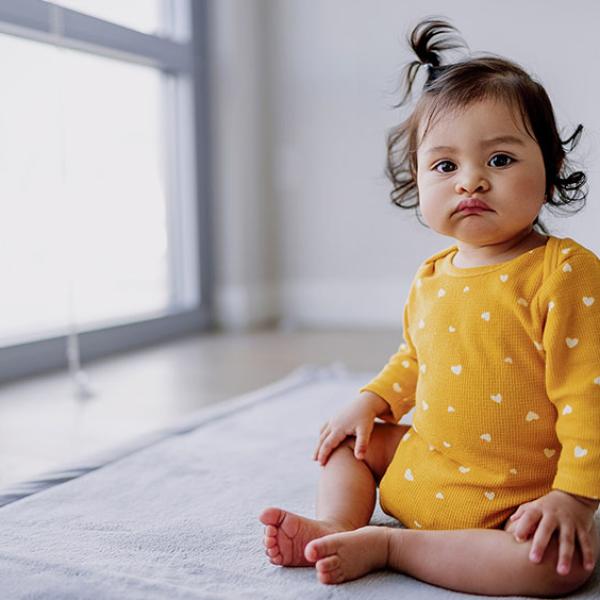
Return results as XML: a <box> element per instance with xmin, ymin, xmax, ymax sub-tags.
<box><xmin>0</xmin><ymin>34</ymin><xmax>170</xmax><ymax>346</ymax></box>
<box><xmin>44</xmin><ymin>0</ymin><xmax>163</xmax><ymax>35</ymax></box>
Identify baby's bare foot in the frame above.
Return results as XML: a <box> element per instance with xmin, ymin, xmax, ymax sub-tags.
<box><xmin>304</xmin><ymin>525</ymin><xmax>390</xmax><ymax>584</ymax></box>
<box><xmin>259</xmin><ymin>507</ymin><xmax>349</xmax><ymax>567</ymax></box>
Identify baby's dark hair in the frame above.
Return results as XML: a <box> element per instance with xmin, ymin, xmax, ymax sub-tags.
<box><xmin>386</xmin><ymin>18</ymin><xmax>587</xmax><ymax>234</ymax></box>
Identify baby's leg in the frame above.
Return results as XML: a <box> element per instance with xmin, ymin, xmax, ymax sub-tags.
<box><xmin>316</xmin><ymin>422</ymin><xmax>407</xmax><ymax>528</ymax></box>
<box><xmin>259</xmin><ymin>422</ymin><xmax>408</xmax><ymax>567</ymax></box>
<box><xmin>306</xmin><ymin>522</ymin><xmax>598</xmax><ymax>595</ymax></box>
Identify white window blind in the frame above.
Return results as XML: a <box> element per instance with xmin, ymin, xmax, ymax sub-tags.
<box><xmin>0</xmin><ymin>0</ymin><xmax>211</xmax><ymax>382</ymax></box>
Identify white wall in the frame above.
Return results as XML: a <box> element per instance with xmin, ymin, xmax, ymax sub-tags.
<box><xmin>207</xmin><ymin>0</ymin><xmax>280</xmax><ymax>329</ymax></box>
<box><xmin>209</xmin><ymin>0</ymin><xmax>600</xmax><ymax>331</ymax></box>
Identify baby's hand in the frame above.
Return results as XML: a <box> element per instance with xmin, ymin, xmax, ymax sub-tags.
<box><xmin>312</xmin><ymin>395</ymin><xmax>379</xmax><ymax>466</ymax></box>
<box><xmin>508</xmin><ymin>489</ymin><xmax>598</xmax><ymax>575</ymax></box>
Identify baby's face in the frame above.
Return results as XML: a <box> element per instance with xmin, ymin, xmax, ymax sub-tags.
<box><xmin>415</xmin><ymin>98</ymin><xmax>546</xmax><ymax>247</ymax></box>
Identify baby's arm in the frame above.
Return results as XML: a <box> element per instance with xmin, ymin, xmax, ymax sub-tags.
<box><xmin>512</xmin><ymin>248</ymin><xmax>600</xmax><ymax>574</ymax></box>
<box><xmin>314</xmin><ymin>289</ymin><xmax>420</xmax><ymax>464</ymax></box>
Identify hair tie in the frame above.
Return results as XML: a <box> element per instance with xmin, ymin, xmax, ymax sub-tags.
<box><xmin>424</xmin><ymin>63</ymin><xmax>449</xmax><ymax>89</ymax></box>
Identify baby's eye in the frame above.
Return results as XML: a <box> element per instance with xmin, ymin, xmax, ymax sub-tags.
<box><xmin>433</xmin><ymin>160</ymin><xmax>456</xmax><ymax>173</ymax></box>
<box><xmin>488</xmin><ymin>154</ymin><xmax>514</xmax><ymax>168</ymax></box>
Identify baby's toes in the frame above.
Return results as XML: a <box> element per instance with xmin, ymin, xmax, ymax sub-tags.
<box><xmin>266</xmin><ymin>548</ymin><xmax>282</xmax><ymax>565</ymax></box>
<box><xmin>316</xmin><ymin>555</ymin><xmax>341</xmax><ymax>573</ymax></box>
<box><xmin>265</xmin><ymin>525</ymin><xmax>277</xmax><ymax>537</ymax></box>
<box><xmin>317</xmin><ymin>566</ymin><xmax>343</xmax><ymax>585</ymax></box>
<box><xmin>305</xmin><ymin>533</ymin><xmax>340</xmax><ymax>562</ymax></box>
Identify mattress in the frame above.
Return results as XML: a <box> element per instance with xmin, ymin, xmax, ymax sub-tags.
<box><xmin>0</xmin><ymin>363</ymin><xmax>598</xmax><ymax>599</ymax></box>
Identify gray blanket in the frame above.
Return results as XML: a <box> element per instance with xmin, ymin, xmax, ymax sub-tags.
<box><xmin>0</xmin><ymin>364</ymin><xmax>598</xmax><ymax>599</ymax></box>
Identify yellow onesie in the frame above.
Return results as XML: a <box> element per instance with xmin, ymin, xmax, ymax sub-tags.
<box><xmin>360</xmin><ymin>235</ymin><xmax>600</xmax><ymax>530</ymax></box>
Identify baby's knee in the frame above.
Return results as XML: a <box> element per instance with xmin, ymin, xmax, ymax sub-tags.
<box><xmin>340</xmin><ymin>423</ymin><xmax>408</xmax><ymax>483</ymax></box>
<box><xmin>508</xmin><ymin>530</ymin><xmax>595</xmax><ymax>597</ymax></box>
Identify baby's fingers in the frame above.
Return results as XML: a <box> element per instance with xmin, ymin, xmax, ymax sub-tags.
<box><xmin>528</xmin><ymin>516</ymin><xmax>555</xmax><ymax>564</ymax></box>
<box><xmin>509</xmin><ymin>506</ymin><xmax>524</xmax><ymax>522</ymax></box>
<box><xmin>317</xmin><ymin>431</ymin><xmax>345</xmax><ymax>465</ymax></box>
<box><xmin>514</xmin><ymin>508</ymin><xmax>541</xmax><ymax>542</ymax></box>
<box><xmin>354</xmin><ymin>425</ymin><xmax>373</xmax><ymax>460</ymax></box>
<box><xmin>313</xmin><ymin>424</ymin><xmax>331</xmax><ymax>460</ymax></box>
<box><xmin>556</xmin><ymin>523</ymin><xmax>576</xmax><ymax>575</ymax></box>
<box><xmin>577</xmin><ymin>527</ymin><xmax>597</xmax><ymax>572</ymax></box>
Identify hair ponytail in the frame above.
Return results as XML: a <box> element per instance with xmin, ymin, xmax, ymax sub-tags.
<box><xmin>396</xmin><ymin>18</ymin><xmax>467</xmax><ymax>108</ymax></box>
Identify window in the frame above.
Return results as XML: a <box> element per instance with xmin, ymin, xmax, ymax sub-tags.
<box><xmin>46</xmin><ymin>0</ymin><xmax>163</xmax><ymax>35</ymax></box>
<box><xmin>0</xmin><ymin>1</ymin><xmax>211</xmax><ymax>381</ymax></box>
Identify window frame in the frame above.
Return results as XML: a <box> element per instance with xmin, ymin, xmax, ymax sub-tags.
<box><xmin>0</xmin><ymin>0</ymin><xmax>214</xmax><ymax>382</ymax></box>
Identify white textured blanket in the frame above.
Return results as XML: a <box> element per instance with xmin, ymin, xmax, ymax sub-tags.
<box><xmin>0</xmin><ymin>364</ymin><xmax>598</xmax><ymax>599</ymax></box>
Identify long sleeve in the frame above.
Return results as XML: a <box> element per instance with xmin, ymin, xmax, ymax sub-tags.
<box><xmin>359</xmin><ymin>298</ymin><xmax>418</xmax><ymax>423</ymax></box>
<box><xmin>537</xmin><ymin>250</ymin><xmax>600</xmax><ymax>500</ymax></box>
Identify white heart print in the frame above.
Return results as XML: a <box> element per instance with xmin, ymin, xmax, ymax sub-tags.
<box><xmin>562</xmin><ymin>405</ymin><xmax>573</xmax><ymax>415</ymax></box>
<box><xmin>435</xmin><ymin>492</ymin><xmax>445</xmax><ymax>500</ymax></box>
<box><xmin>499</xmin><ymin>274</ymin><xmax>509</xmax><ymax>282</ymax></box>
<box><xmin>565</xmin><ymin>337</ymin><xmax>579</xmax><ymax>348</ymax></box>
<box><xmin>490</xmin><ymin>394</ymin><xmax>502</xmax><ymax>404</ymax></box>
<box><xmin>484</xmin><ymin>491</ymin><xmax>495</xmax><ymax>501</ymax></box>
<box><xmin>544</xmin><ymin>448</ymin><xmax>556</xmax><ymax>458</ymax></box>
<box><xmin>404</xmin><ymin>468</ymin><xmax>414</xmax><ymax>481</ymax></box>
<box><xmin>481</xmin><ymin>312</ymin><xmax>490</xmax><ymax>321</ymax></box>
<box><xmin>574</xmin><ymin>446</ymin><xmax>588</xmax><ymax>458</ymax></box>
<box><xmin>526</xmin><ymin>411</ymin><xmax>540</xmax><ymax>422</ymax></box>
<box><xmin>562</xmin><ymin>263</ymin><xmax>572</xmax><ymax>273</ymax></box>
<box><xmin>451</xmin><ymin>365</ymin><xmax>462</xmax><ymax>375</ymax></box>
<box><xmin>458</xmin><ymin>466</ymin><xmax>470</xmax><ymax>474</ymax></box>
<box><xmin>583</xmin><ymin>296</ymin><xmax>595</xmax><ymax>307</ymax></box>
<box><xmin>480</xmin><ymin>433</ymin><xmax>492</xmax><ymax>442</ymax></box>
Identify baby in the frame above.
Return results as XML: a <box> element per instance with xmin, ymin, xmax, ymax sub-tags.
<box><xmin>260</xmin><ymin>18</ymin><xmax>600</xmax><ymax>597</ymax></box>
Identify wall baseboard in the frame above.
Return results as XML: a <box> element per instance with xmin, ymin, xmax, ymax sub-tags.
<box><xmin>215</xmin><ymin>281</ymin><xmax>281</xmax><ymax>331</ymax></box>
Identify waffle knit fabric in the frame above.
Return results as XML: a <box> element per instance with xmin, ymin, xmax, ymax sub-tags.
<box><xmin>360</xmin><ymin>235</ymin><xmax>600</xmax><ymax>530</ymax></box>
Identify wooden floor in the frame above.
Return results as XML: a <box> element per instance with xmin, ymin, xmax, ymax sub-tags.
<box><xmin>0</xmin><ymin>327</ymin><xmax>400</xmax><ymax>489</ymax></box>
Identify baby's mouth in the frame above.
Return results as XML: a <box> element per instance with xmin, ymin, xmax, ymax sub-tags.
<box><xmin>454</xmin><ymin>198</ymin><xmax>493</xmax><ymax>214</ymax></box>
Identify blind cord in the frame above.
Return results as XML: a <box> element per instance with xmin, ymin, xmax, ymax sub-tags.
<box><xmin>51</xmin><ymin>5</ymin><xmax>95</xmax><ymax>401</ymax></box>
